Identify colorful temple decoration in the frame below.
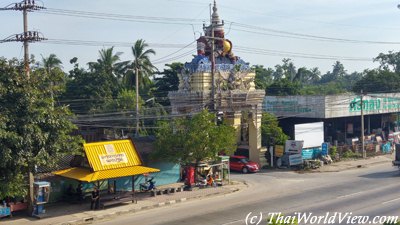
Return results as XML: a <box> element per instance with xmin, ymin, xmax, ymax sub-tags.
<box><xmin>184</xmin><ymin>0</ymin><xmax>250</xmax><ymax>74</ymax></box>
<box><xmin>181</xmin><ymin>1</ymin><xmax>254</xmax><ymax>92</ymax></box>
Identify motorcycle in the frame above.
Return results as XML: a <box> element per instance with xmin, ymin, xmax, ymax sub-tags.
<box><xmin>139</xmin><ymin>177</ymin><xmax>156</xmax><ymax>191</ymax></box>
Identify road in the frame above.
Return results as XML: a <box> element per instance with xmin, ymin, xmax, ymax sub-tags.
<box><xmin>97</xmin><ymin>163</ymin><xmax>400</xmax><ymax>225</ymax></box>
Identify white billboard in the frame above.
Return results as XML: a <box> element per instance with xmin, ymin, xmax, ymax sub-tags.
<box><xmin>295</xmin><ymin>122</ymin><xmax>324</xmax><ymax>148</ymax></box>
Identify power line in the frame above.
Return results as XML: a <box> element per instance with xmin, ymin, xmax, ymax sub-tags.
<box><xmin>1</xmin><ymin>0</ymin><xmax>47</xmax><ymax>78</ymax></box>
<box><xmin>29</xmin><ymin>7</ymin><xmax>400</xmax><ymax>45</ymax></box>
<box><xmin>36</xmin><ymin>8</ymin><xmax>204</xmax><ymax>26</ymax></box>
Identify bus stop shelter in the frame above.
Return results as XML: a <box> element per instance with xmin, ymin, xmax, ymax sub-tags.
<box><xmin>53</xmin><ymin>139</ymin><xmax>160</xmax><ymax>203</ymax></box>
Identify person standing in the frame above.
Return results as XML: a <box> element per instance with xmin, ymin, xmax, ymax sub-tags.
<box><xmin>90</xmin><ymin>186</ymin><xmax>100</xmax><ymax>210</ymax></box>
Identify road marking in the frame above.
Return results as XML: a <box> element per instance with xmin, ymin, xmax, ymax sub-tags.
<box><xmin>382</xmin><ymin>197</ymin><xmax>400</xmax><ymax>205</ymax></box>
<box><xmin>336</xmin><ymin>191</ymin><xmax>364</xmax><ymax>199</ymax></box>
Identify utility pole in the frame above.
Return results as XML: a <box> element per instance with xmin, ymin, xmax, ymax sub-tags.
<box><xmin>211</xmin><ymin>18</ymin><xmax>216</xmax><ymax>113</ymax></box>
<box><xmin>207</xmin><ymin>1</ymin><xmax>223</xmax><ymax>116</ymax></box>
<box><xmin>1</xmin><ymin>0</ymin><xmax>46</xmax><ymax>216</ymax></box>
<box><xmin>135</xmin><ymin>67</ymin><xmax>140</xmax><ymax>137</ymax></box>
<box><xmin>361</xmin><ymin>90</ymin><xmax>366</xmax><ymax>158</ymax></box>
<box><xmin>1</xmin><ymin>0</ymin><xmax>46</xmax><ymax>78</ymax></box>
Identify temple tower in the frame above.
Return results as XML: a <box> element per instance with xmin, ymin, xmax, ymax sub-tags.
<box><xmin>168</xmin><ymin>1</ymin><xmax>265</xmax><ymax>164</ymax></box>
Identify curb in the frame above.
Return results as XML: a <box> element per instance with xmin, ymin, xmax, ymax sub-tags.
<box><xmin>53</xmin><ymin>183</ymin><xmax>244</xmax><ymax>225</ymax></box>
<box><xmin>306</xmin><ymin>157</ymin><xmax>393</xmax><ymax>173</ymax></box>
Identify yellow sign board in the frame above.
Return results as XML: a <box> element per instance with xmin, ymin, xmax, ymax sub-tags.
<box><xmin>99</xmin><ymin>153</ymin><xmax>128</xmax><ymax>166</ymax></box>
<box><xmin>275</xmin><ymin>145</ymin><xmax>284</xmax><ymax>157</ymax></box>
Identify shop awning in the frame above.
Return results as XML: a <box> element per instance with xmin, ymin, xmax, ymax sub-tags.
<box><xmin>53</xmin><ymin>166</ymin><xmax>160</xmax><ymax>183</ymax></box>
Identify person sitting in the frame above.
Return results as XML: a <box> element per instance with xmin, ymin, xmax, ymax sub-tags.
<box><xmin>76</xmin><ymin>183</ymin><xmax>83</xmax><ymax>201</ymax></box>
<box><xmin>66</xmin><ymin>184</ymin><xmax>74</xmax><ymax>196</ymax></box>
<box><xmin>206</xmin><ymin>175</ymin><xmax>215</xmax><ymax>186</ymax></box>
<box><xmin>90</xmin><ymin>186</ymin><xmax>100</xmax><ymax>210</ymax></box>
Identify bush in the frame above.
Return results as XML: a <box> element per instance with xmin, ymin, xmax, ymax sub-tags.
<box><xmin>329</xmin><ymin>146</ymin><xmax>337</xmax><ymax>159</ymax></box>
<box><xmin>342</xmin><ymin>150</ymin><xmax>360</xmax><ymax>159</ymax></box>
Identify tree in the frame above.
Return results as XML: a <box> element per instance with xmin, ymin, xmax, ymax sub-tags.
<box><xmin>0</xmin><ymin>57</ymin><xmax>83</xmax><ymax>201</ymax></box>
<box><xmin>320</xmin><ymin>61</ymin><xmax>347</xmax><ymax>84</ymax></box>
<box><xmin>261</xmin><ymin>112</ymin><xmax>288</xmax><ymax>147</ymax></box>
<box><xmin>266</xmin><ymin>78</ymin><xmax>302</xmax><ymax>96</ymax></box>
<box><xmin>130</xmin><ymin>39</ymin><xmax>156</xmax><ymax>136</ymax></box>
<box><xmin>300</xmin><ymin>82</ymin><xmax>345</xmax><ymax>95</ymax></box>
<box><xmin>154</xmin><ymin>62</ymin><xmax>182</xmax><ymax>106</ymax></box>
<box><xmin>41</xmin><ymin>53</ymin><xmax>62</xmax><ymax>72</ymax></box>
<box><xmin>129</xmin><ymin>39</ymin><xmax>156</xmax><ymax>90</ymax></box>
<box><xmin>253</xmin><ymin>65</ymin><xmax>273</xmax><ymax>90</ymax></box>
<box><xmin>374</xmin><ymin>51</ymin><xmax>400</xmax><ymax>74</ymax></box>
<box><xmin>352</xmin><ymin>69</ymin><xmax>400</xmax><ymax>93</ymax></box>
<box><xmin>63</xmin><ymin>57</ymin><xmax>119</xmax><ymax>114</ymax></box>
<box><xmin>39</xmin><ymin>54</ymin><xmax>66</xmax><ymax>103</ymax></box>
<box><xmin>295</xmin><ymin>67</ymin><xmax>320</xmax><ymax>85</ymax></box>
<box><xmin>152</xmin><ymin>110</ymin><xmax>237</xmax><ymax>165</ymax></box>
<box><xmin>89</xmin><ymin>47</ymin><xmax>127</xmax><ymax>80</ymax></box>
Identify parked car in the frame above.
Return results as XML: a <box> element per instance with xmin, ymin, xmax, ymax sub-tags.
<box><xmin>229</xmin><ymin>155</ymin><xmax>260</xmax><ymax>173</ymax></box>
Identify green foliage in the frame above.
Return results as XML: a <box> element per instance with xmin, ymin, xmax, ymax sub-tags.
<box><xmin>342</xmin><ymin>150</ymin><xmax>360</xmax><ymax>159</ymax></box>
<box><xmin>152</xmin><ymin>110</ymin><xmax>237</xmax><ymax>164</ymax></box>
<box><xmin>253</xmin><ymin>65</ymin><xmax>273</xmax><ymax>90</ymax></box>
<box><xmin>266</xmin><ymin>78</ymin><xmax>302</xmax><ymax>96</ymax></box>
<box><xmin>329</xmin><ymin>146</ymin><xmax>337</xmax><ymax>159</ymax></box>
<box><xmin>89</xmin><ymin>47</ymin><xmax>127</xmax><ymax>80</ymax></box>
<box><xmin>63</xmin><ymin>58</ymin><xmax>120</xmax><ymax>114</ymax></box>
<box><xmin>104</xmin><ymin>88</ymin><xmax>142</xmax><ymax>111</ymax></box>
<box><xmin>320</xmin><ymin>61</ymin><xmax>347</xmax><ymax>84</ymax></box>
<box><xmin>352</xmin><ymin>69</ymin><xmax>400</xmax><ymax>94</ymax></box>
<box><xmin>154</xmin><ymin>62</ymin><xmax>182</xmax><ymax>106</ymax></box>
<box><xmin>300</xmin><ymin>82</ymin><xmax>345</xmax><ymax>95</ymax></box>
<box><xmin>261</xmin><ymin>112</ymin><xmax>288</xmax><ymax>147</ymax></box>
<box><xmin>129</xmin><ymin>39</ymin><xmax>156</xmax><ymax>93</ymax></box>
<box><xmin>374</xmin><ymin>50</ymin><xmax>400</xmax><ymax>73</ymax></box>
<box><xmin>0</xmin><ymin>57</ymin><xmax>83</xmax><ymax>199</ymax></box>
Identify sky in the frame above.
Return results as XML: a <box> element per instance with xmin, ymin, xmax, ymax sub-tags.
<box><xmin>1</xmin><ymin>0</ymin><xmax>400</xmax><ymax>74</ymax></box>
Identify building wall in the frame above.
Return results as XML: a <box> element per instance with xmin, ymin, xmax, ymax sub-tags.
<box><xmin>264</xmin><ymin>93</ymin><xmax>400</xmax><ymax>119</ymax></box>
<box><xmin>263</xmin><ymin>96</ymin><xmax>325</xmax><ymax>118</ymax></box>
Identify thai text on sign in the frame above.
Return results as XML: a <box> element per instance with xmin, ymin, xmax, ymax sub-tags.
<box><xmin>99</xmin><ymin>153</ymin><xmax>128</xmax><ymax>166</ymax></box>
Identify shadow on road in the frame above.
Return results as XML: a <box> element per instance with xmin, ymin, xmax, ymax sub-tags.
<box><xmin>359</xmin><ymin>170</ymin><xmax>400</xmax><ymax>179</ymax></box>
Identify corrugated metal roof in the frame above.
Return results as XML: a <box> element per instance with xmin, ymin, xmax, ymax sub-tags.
<box><xmin>84</xmin><ymin>140</ymin><xmax>142</xmax><ymax>171</ymax></box>
<box><xmin>53</xmin><ymin>166</ymin><xmax>160</xmax><ymax>182</ymax></box>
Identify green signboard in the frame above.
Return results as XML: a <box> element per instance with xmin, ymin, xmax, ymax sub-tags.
<box><xmin>349</xmin><ymin>97</ymin><xmax>400</xmax><ymax>112</ymax></box>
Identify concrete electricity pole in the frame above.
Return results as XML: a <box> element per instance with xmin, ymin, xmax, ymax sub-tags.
<box><xmin>360</xmin><ymin>90</ymin><xmax>366</xmax><ymax>158</ymax></box>
<box><xmin>1</xmin><ymin>0</ymin><xmax>46</xmax><ymax>78</ymax></box>
<box><xmin>135</xmin><ymin>67</ymin><xmax>140</xmax><ymax>137</ymax></box>
<box><xmin>1</xmin><ymin>0</ymin><xmax>46</xmax><ymax>216</ymax></box>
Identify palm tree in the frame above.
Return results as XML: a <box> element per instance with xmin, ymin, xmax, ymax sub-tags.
<box><xmin>41</xmin><ymin>53</ymin><xmax>62</xmax><ymax>74</ymax></box>
<box><xmin>89</xmin><ymin>47</ymin><xmax>127</xmax><ymax>79</ymax></box>
<box><xmin>131</xmin><ymin>39</ymin><xmax>156</xmax><ymax>137</ymax></box>
<box><xmin>41</xmin><ymin>54</ymin><xmax>63</xmax><ymax>107</ymax></box>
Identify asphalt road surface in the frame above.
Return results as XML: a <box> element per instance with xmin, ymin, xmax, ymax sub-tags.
<box><xmin>97</xmin><ymin>163</ymin><xmax>400</xmax><ymax>225</ymax></box>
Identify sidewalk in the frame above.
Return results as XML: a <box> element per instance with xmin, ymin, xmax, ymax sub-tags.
<box><xmin>2</xmin><ymin>182</ymin><xmax>246</xmax><ymax>225</ymax></box>
<box><xmin>312</xmin><ymin>153</ymin><xmax>394</xmax><ymax>173</ymax></box>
